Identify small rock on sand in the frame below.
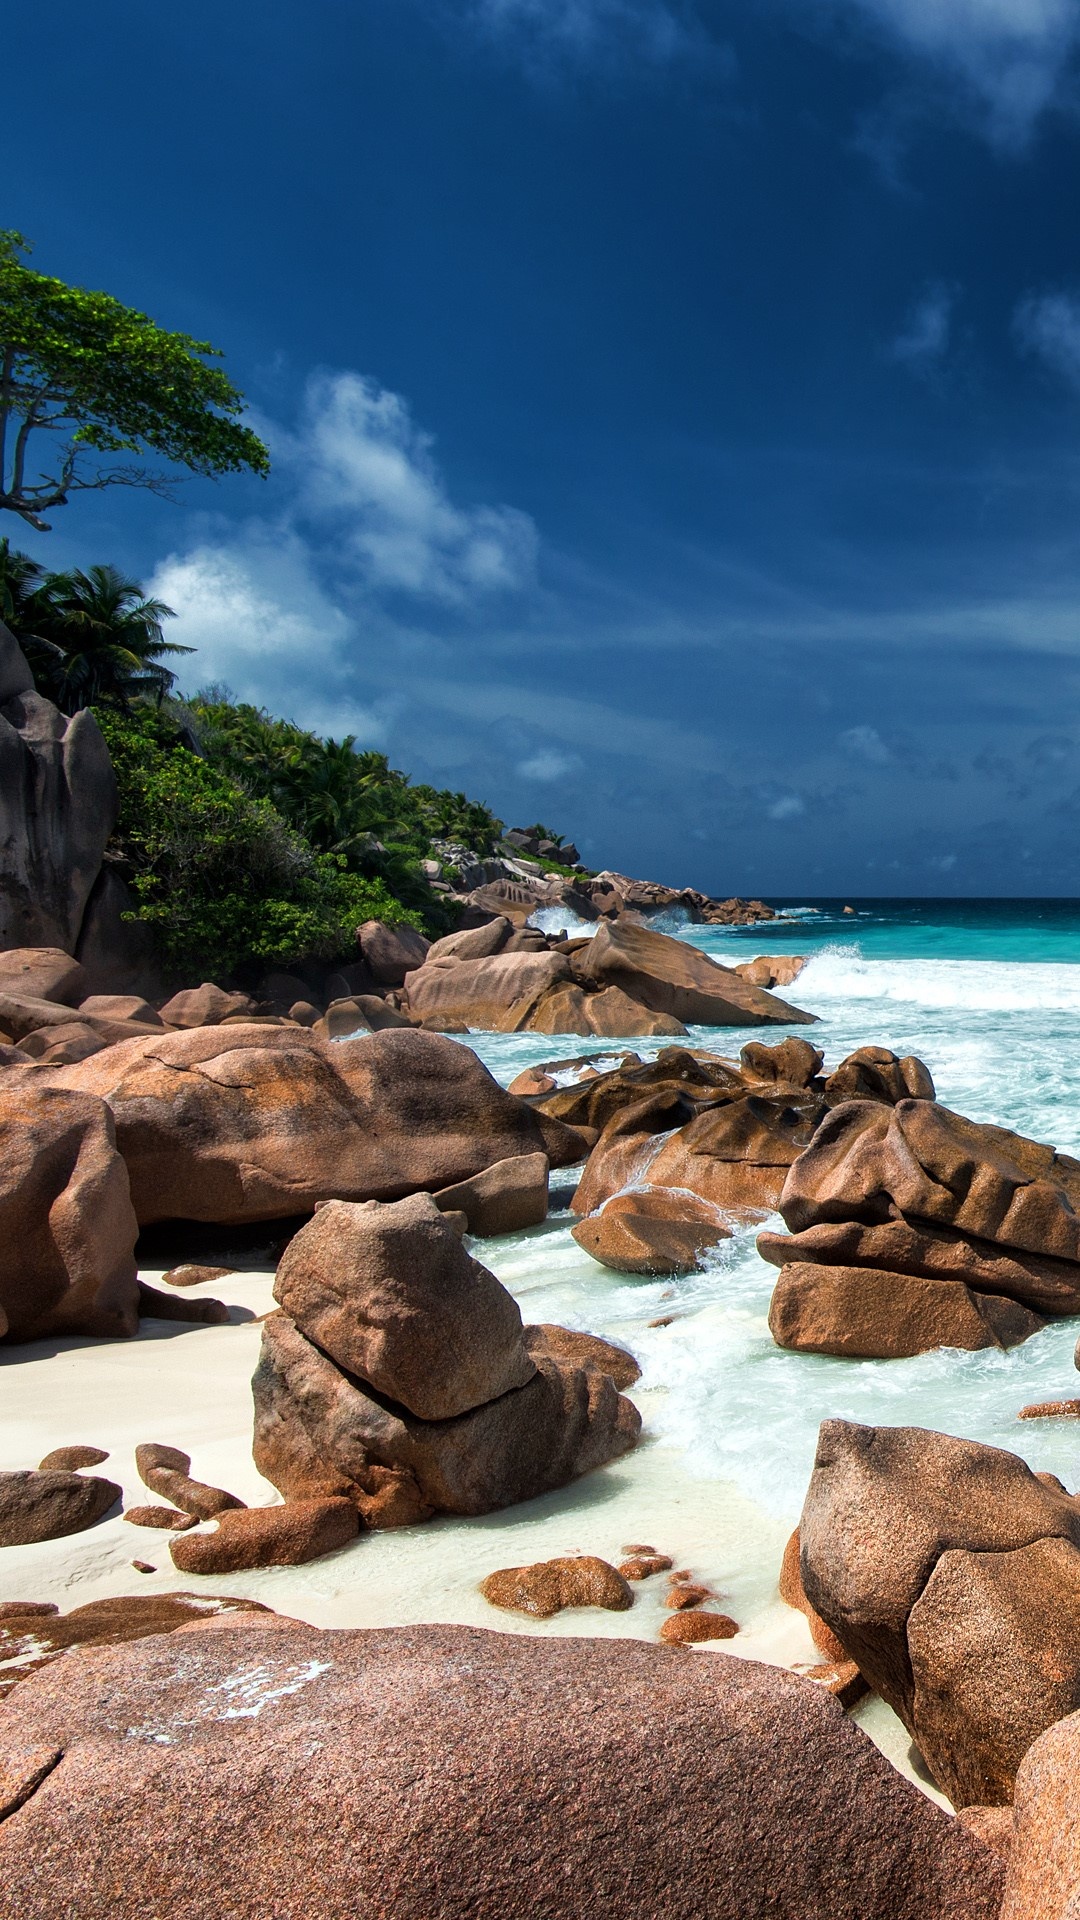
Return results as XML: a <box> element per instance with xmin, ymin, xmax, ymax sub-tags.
<box><xmin>481</xmin><ymin>1555</ymin><xmax>634</xmax><ymax>1618</ymax></box>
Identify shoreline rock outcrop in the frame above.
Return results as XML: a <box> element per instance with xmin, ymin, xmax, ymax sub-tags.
<box><xmin>0</xmin><ymin>1619</ymin><xmax>1005</xmax><ymax>1918</ymax></box>
<box><xmin>760</xmin><ymin>1097</ymin><xmax>1080</xmax><ymax>1355</ymax></box>
<box><xmin>799</xmin><ymin>1418</ymin><xmax>1080</xmax><ymax>1806</ymax></box>
<box><xmin>252</xmin><ymin>1195</ymin><xmax>641</xmax><ymax>1525</ymax></box>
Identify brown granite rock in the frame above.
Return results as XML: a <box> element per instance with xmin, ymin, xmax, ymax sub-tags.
<box><xmin>0</xmin><ymin>1620</ymin><xmax>1006</xmax><ymax>1919</ymax></box>
<box><xmin>158</xmin><ymin>982</ymin><xmax>254</xmax><ymax>1027</ymax></box>
<box><xmin>169</xmin><ymin>1498</ymin><xmax>358</xmax><ymax>1574</ymax></box>
<box><xmin>425</xmin><ymin>917</ymin><xmax>513</xmax><ymax>964</ymax></box>
<box><xmin>123</xmin><ymin>1505</ymin><xmax>196</xmax><ymax>1531</ymax></box>
<box><xmin>799</xmin><ymin>1419</ymin><xmax>1080</xmax><ymax>1795</ymax></box>
<box><xmin>480</xmin><ymin>1554</ymin><xmax>633</xmax><ymax>1617</ymax></box>
<box><xmin>273</xmin><ymin>1194</ymin><xmax>536</xmax><ymax>1420</ymax></box>
<box><xmin>955</xmin><ymin>1807</ymin><xmax>1014</xmax><ymax>1861</ymax></box>
<box><xmin>44</xmin><ymin>1025</ymin><xmax>572</xmax><ymax>1224</ymax></box>
<box><xmin>135</xmin><ymin>1443</ymin><xmax>245</xmax><ymax>1521</ymax></box>
<box><xmin>571</xmin><ymin>1086</ymin><xmax>698</xmax><ymax>1216</ymax></box>
<box><xmin>665</xmin><ymin>1581</ymin><xmax>713</xmax><ymax>1610</ymax></box>
<box><xmin>780</xmin><ymin>1099</ymin><xmax>1080</xmax><ymax>1262</ymax></box>
<box><xmin>432</xmin><ymin>1150</ymin><xmax>549</xmax><ymax>1236</ymax></box>
<box><xmin>570</xmin><ymin>918</ymin><xmax>817</xmax><ymax>1026</ymax></box>
<box><xmin>0</xmin><ymin>1592</ymin><xmax>268</xmax><ymax>1698</ymax></box>
<box><xmin>536</xmin><ymin>1045</ymin><xmax>746</xmax><ymax>1134</ymax></box>
<box><xmin>659</xmin><ymin>1610</ymin><xmax>739</xmax><ymax>1644</ymax></box>
<box><xmin>620</xmin><ymin>1553</ymin><xmax>674</xmax><ymax>1579</ymax></box>
<box><xmin>757</xmin><ymin>1217</ymin><xmax>1080</xmax><ymax>1316</ymax></box>
<box><xmin>160</xmin><ymin>1262</ymin><xmax>235</xmax><ymax>1288</ymax></box>
<box><xmin>0</xmin><ymin>947</ymin><xmax>86</xmax><ymax>1006</ymax></box>
<box><xmin>644</xmin><ymin>1092</ymin><xmax>824</xmax><ymax>1214</ymax></box>
<box><xmin>0</xmin><ymin>1470</ymin><xmax>121</xmax><ymax>1547</ymax></box>
<box><xmin>998</xmin><ymin>1707</ymin><xmax>1080</xmax><ymax>1917</ymax></box>
<box><xmin>740</xmin><ymin>1036</ymin><xmax>824</xmax><ymax>1088</ymax></box>
<box><xmin>572</xmin><ymin>1187</ymin><xmax>731</xmax><ymax>1275</ymax></box>
<box><xmin>36</xmin><ymin>1446</ymin><xmax>108</xmax><ymax>1472</ymax></box>
<box><xmin>804</xmin><ymin>1659</ymin><xmax>868</xmax><ymax>1708</ymax></box>
<box><xmin>135</xmin><ymin>1281</ymin><xmax>229</xmax><ymax>1325</ymax></box>
<box><xmin>357</xmin><ymin>919</ymin><xmax>431</xmax><ymax>987</ymax></box>
<box><xmin>779</xmin><ymin>1527</ymin><xmax>848</xmax><ymax>1663</ymax></box>
<box><xmin>768</xmin><ymin>1262</ymin><xmax>1045</xmax><ymax>1357</ymax></box>
<box><xmin>524</xmin><ymin>1322</ymin><xmax>641</xmax><ymax>1390</ymax></box>
<box><xmin>907</xmin><ymin>1537</ymin><xmax>1080</xmax><ymax>1806</ymax></box>
<box><xmin>0</xmin><ymin>1084</ymin><xmax>139</xmax><ymax>1342</ymax></box>
<box><xmin>1018</xmin><ymin>1398</ymin><xmax>1080</xmax><ymax>1418</ymax></box>
<box><xmin>823</xmin><ymin>1047</ymin><xmax>936</xmax><ymax>1107</ymax></box>
<box><xmin>77</xmin><ymin>994</ymin><xmax>163</xmax><ymax>1026</ymax></box>
<box><xmin>403</xmin><ymin>949</ymin><xmax>575</xmax><ymax>1030</ymax></box>
<box><xmin>252</xmin><ymin>1311</ymin><xmax>640</xmax><ymax>1520</ymax></box>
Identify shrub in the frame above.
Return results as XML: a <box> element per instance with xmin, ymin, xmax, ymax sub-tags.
<box><xmin>95</xmin><ymin>705</ymin><xmax>421</xmax><ymax>978</ymax></box>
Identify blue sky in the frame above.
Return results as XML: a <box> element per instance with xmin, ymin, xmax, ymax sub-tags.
<box><xmin>11</xmin><ymin>0</ymin><xmax>1080</xmax><ymax>894</ymax></box>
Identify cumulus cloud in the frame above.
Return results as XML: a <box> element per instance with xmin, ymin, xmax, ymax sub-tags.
<box><xmin>1014</xmin><ymin>290</ymin><xmax>1080</xmax><ymax>391</ymax></box>
<box><xmin>838</xmin><ymin>723</ymin><xmax>892</xmax><ymax>763</ymax></box>
<box><xmin>829</xmin><ymin>0</ymin><xmax>1080</xmax><ymax>143</ymax></box>
<box><xmin>149</xmin><ymin>367</ymin><xmax>540</xmax><ymax>736</ymax></box>
<box><xmin>273</xmin><ymin>370</ymin><xmax>538</xmax><ymax>601</ymax></box>
<box><xmin>890</xmin><ymin>283</ymin><xmax>954</xmax><ymax>371</ymax></box>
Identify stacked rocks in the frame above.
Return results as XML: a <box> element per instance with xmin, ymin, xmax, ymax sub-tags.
<box><xmin>556</xmin><ymin>1040</ymin><xmax>936</xmax><ymax>1276</ymax></box>
<box><xmin>800</xmin><ymin>1418</ymin><xmax>1080</xmax><ymax>1808</ymax></box>
<box><xmin>252</xmin><ymin>1194</ymin><xmax>641</xmax><ymax>1527</ymax></box>
<box><xmin>759</xmin><ymin>1098</ymin><xmax>1080</xmax><ymax>1356</ymax></box>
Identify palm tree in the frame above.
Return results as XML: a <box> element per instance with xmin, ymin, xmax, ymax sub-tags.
<box><xmin>0</xmin><ymin>536</ymin><xmax>47</xmax><ymax>635</ymax></box>
<box><xmin>30</xmin><ymin>564</ymin><xmax>192</xmax><ymax>713</ymax></box>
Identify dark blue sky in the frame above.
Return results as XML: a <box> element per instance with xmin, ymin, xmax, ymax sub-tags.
<box><xmin>10</xmin><ymin>0</ymin><xmax>1080</xmax><ymax>894</ymax></box>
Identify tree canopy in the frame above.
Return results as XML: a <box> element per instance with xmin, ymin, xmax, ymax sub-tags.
<box><xmin>0</xmin><ymin>231</ymin><xmax>269</xmax><ymax>530</ymax></box>
<box><xmin>0</xmin><ymin>539</ymin><xmax>192</xmax><ymax>711</ymax></box>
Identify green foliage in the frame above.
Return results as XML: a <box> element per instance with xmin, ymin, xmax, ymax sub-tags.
<box><xmin>184</xmin><ymin>695</ymin><xmax>501</xmax><ymax>920</ymax></box>
<box><xmin>0</xmin><ymin>231</ymin><xmax>269</xmax><ymax>531</ymax></box>
<box><xmin>95</xmin><ymin>705</ymin><xmax>420</xmax><ymax>979</ymax></box>
<box><xmin>0</xmin><ymin>541</ymin><xmax>192</xmax><ymax>712</ymax></box>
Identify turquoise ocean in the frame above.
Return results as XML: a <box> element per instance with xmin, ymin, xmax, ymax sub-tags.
<box><xmin>460</xmin><ymin>899</ymin><xmax>1080</xmax><ymax>1523</ymax></box>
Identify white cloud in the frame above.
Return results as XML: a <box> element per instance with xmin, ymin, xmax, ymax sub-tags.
<box><xmin>1014</xmin><ymin>290</ymin><xmax>1080</xmax><ymax>391</ymax></box>
<box><xmin>517</xmin><ymin>747</ymin><xmax>583</xmax><ymax>779</ymax></box>
<box><xmin>833</xmin><ymin>0</ymin><xmax>1080</xmax><ymax>142</ymax></box>
<box><xmin>890</xmin><ymin>283</ymin><xmax>954</xmax><ymax>369</ymax></box>
<box><xmin>273</xmin><ymin>371</ymin><xmax>538</xmax><ymax>602</ymax></box>
<box><xmin>767</xmin><ymin>794</ymin><xmax>806</xmax><ymax>819</ymax></box>
<box><xmin>149</xmin><ymin>535</ymin><xmax>390</xmax><ymax>741</ymax></box>
<box><xmin>839</xmin><ymin>724</ymin><xmax>892</xmax><ymax>763</ymax></box>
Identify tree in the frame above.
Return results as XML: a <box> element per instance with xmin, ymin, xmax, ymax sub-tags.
<box><xmin>26</xmin><ymin>563</ymin><xmax>193</xmax><ymax>713</ymax></box>
<box><xmin>0</xmin><ymin>231</ymin><xmax>269</xmax><ymax>530</ymax></box>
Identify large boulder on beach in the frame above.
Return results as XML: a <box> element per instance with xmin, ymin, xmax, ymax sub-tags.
<box><xmin>0</xmin><ymin>621</ymin><xmax>117</xmax><ymax>955</ymax></box>
<box><xmin>0</xmin><ymin>948</ymin><xmax>86</xmax><ymax>1006</ymax></box>
<box><xmin>569</xmin><ymin>918</ymin><xmax>817</xmax><ymax>1025</ymax></box>
<box><xmin>757</xmin><ymin>1217</ymin><xmax>1080</xmax><ymax>1316</ymax></box>
<box><xmin>357</xmin><ymin>919</ymin><xmax>430</xmax><ymax>986</ymax></box>
<box><xmin>252</xmin><ymin>1309</ymin><xmax>639</xmax><ymax>1520</ymax></box>
<box><xmin>768</xmin><ymin>1263</ymin><xmax>1044</xmax><ymax>1357</ymax></box>
<box><xmin>998</xmin><ymin>1707</ymin><xmax>1080</xmax><ymax>1918</ymax></box>
<box><xmin>402</xmin><ymin>949</ymin><xmax>574</xmax><ymax>1030</ymax></box>
<box><xmin>781</xmin><ymin>1099</ymin><xmax>1080</xmax><ymax>1257</ymax></box>
<box><xmin>272</xmin><ymin>1195</ymin><xmax>536</xmax><ymax>1419</ymax></box>
<box><xmin>761</xmin><ymin>1098</ymin><xmax>1080</xmax><ymax>1350</ymax></box>
<box><xmin>0</xmin><ymin>1085</ymin><xmax>139</xmax><ymax>1342</ymax></box>
<box><xmin>799</xmin><ymin>1419</ymin><xmax>1080</xmax><ymax>1804</ymax></box>
<box><xmin>0</xmin><ymin>1619</ymin><xmax>1006</xmax><ymax>1919</ymax></box>
<box><xmin>0</xmin><ymin>1469</ymin><xmax>121</xmax><ymax>1547</ymax></box>
<box><xmin>39</xmin><ymin>1026</ymin><xmax>576</xmax><ymax>1225</ymax></box>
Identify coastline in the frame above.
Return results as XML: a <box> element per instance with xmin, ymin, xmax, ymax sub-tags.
<box><xmin>0</xmin><ymin>1258</ymin><xmax>943</xmax><ymax>1805</ymax></box>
